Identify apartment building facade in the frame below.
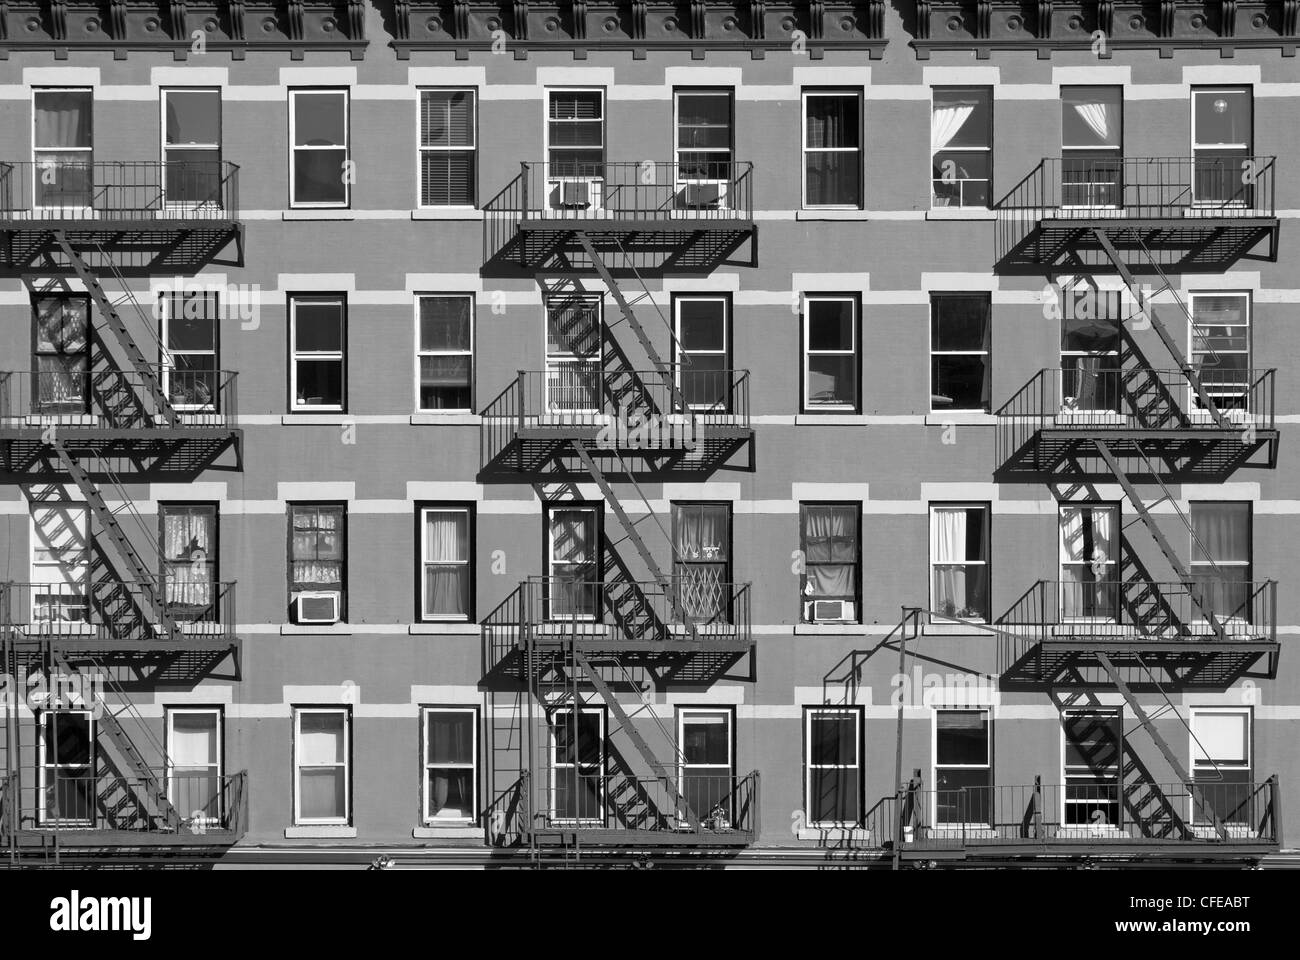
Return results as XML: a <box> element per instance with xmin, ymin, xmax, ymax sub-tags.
<box><xmin>0</xmin><ymin>1</ymin><xmax>1296</xmax><ymax>868</ymax></box>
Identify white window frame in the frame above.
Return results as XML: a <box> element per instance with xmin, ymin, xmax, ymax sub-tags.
<box><xmin>414</xmin><ymin>293</ymin><xmax>474</xmax><ymax>414</ymax></box>
<box><xmin>1189</xmin><ymin>707</ymin><xmax>1252</xmax><ymax>827</ymax></box>
<box><xmin>802</xmin><ymin>293</ymin><xmax>859</xmax><ymax>413</ymax></box>
<box><xmin>804</xmin><ymin>706</ymin><xmax>862</xmax><ymax>829</ymax></box>
<box><xmin>421</xmin><ymin>706</ymin><xmax>479</xmax><ymax>825</ymax></box>
<box><xmin>289</xmin><ymin>295</ymin><xmax>346</xmax><ymax>413</ymax></box>
<box><xmin>673</xmin><ymin>295</ymin><xmax>730</xmax><ymax>413</ymax></box>
<box><xmin>543</xmin><ymin>294</ymin><xmax>603</xmax><ymax>415</ymax></box>
<box><xmin>549</xmin><ymin>706</ymin><xmax>605</xmax><ymax>826</ymax></box>
<box><xmin>930</xmin><ymin>86</ymin><xmax>992</xmax><ymax>210</ymax></box>
<box><xmin>547</xmin><ymin>505</ymin><xmax>600</xmax><ymax>622</ymax></box>
<box><xmin>544</xmin><ymin>88</ymin><xmax>605</xmax><ymax>209</ymax></box>
<box><xmin>929</xmin><ymin>293</ymin><xmax>991</xmax><ymax>414</ymax></box>
<box><xmin>931</xmin><ymin>707</ymin><xmax>993</xmax><ymax>827</ymax></box>
<box><xmin>288</xmin><ymin>88</ymin><xmax>350</xmax><ymax>209</ymax></box>
<box><xmin>165</xmin><ymin>706</ymin><xmax>224</xmax><ymax>824</ymax></box>
<box><xmin>32</xmin><ymin>87</ymin><xmax>94</xmax><ymax>215</ymax></box>
<box><xmin>417</xmin><ymin>88</ymin><xmax>477</xmax><ymax>209</ymax></box>
<box><xmin>1061</xmin><ymin>707</ymin><xmax>1123</xmax><ymax>827</ymax></box>
<box><xmin>30</xmin><ymin>504</ymin><xmax>89</xmax><ymax>625</ymax></box>
<box><xmin>159</xmin><ymin>290</ymin><xmax>220</xmax><ymax>413</ymax></box>
<box><xmin>1189</xmin><ymin>500</ymin><xmax>1252</xmax><ymax>627</ymax></box>
<box><xmin>37</xmin><ymin>709</ymin><xmax>95</xmax><ymax>827</ymax></box>
<box><xmin>928</xmin><ymin>503</ymin><xmax>990</xmax><ymax>623</ymax></box>
<box><xmin>1060</xmin><ymin>85</ymin><xmax>1123</xmax><ymax>211</ymax></box>
<box><xmin>419</xmin><ymin>506</ymin><xmax>472</xmax><ymax>622</ymax></box>
<box><xmin>1191</xmin><ymin>86</ymin><xmax>1252</xmax><ymax>207</ymax></box>
<box><xmin>1058</xmin><ymin>503</ymin><xmax>1120</xmax><ymax>623</ymax></box>
<box><xmin>674</xmin><ymin>88</ymin><xmax>734</xmax><ymax>204</ymax></box>
<box><xmin>159</xmin><ymin>87</ymin><xmax>221</xmax><ymax>210</ymax></box>
<box><xmin>677</xmin><ymin>707</ymin><xmax>734</xmax><ymax>827</ymax></box>
<box><xmin>1059</xmin><ymin>278</ymin><xmax>1122</xmax><ymax>415</ymax></box>
<box><xmin>1188</xmin><ymin>291</ymin><xmax>1251</xmax><ymax>417</ymax></box>
<box><xmin>801</xmin><ymin>89</ymin><xmax>862</xmax><ymax>210</ymax></box>
<box><xmin>293</xmin><ymin>706</ymin><xmax>351</xmax><ymax>826</ymax></box>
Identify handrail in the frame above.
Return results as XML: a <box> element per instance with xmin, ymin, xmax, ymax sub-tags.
<box><xmin>0</xmin><ymin>160</ymin><xmax>240</xmax><ymax>221</ymax></box>
<box><xmin>0</xmin><ymin>367</ymin><xmax>239</xmax><ymax>429</ymax></box>
<box><xmin>0</xmin><ymin>580</ymin><xmax>238</xmax><ymax>643</ymax></box>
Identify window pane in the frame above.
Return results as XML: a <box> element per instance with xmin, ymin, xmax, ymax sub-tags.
<box><xmin>171</xmin><ymin>713</ymin><xmax>218</xmax><ymax>765</ymax></box>
<box><xmin>298</xmin><ymin>713</ymin><xmax>345</xmax><ymax>764</ymax></box>
<box><xmin>807</xmin><ymin>299</ymin><xmax>854</xmax><ymax>351</ymax></box>
<box><xmin>34</xmin><ymin>90</ymin><xmax>92</xmax><ymax>149</ymax></box>
<box><xmin>1062</xmin><ymin>312</ymin><xmax>1121</xmax><ymax>353</ymax></box>
<box><xmin>44</xmin><ymin>713</ymin><xmax>92</xmax><ymax>765</ymax></box>
<box><xmin>427</xmin><ymin>712</ymin><xmax>475</xmax><ymax>765</ymax></box>
<box><xmin>293</xmin><ymin>150</ymin><xmax>347</xmax><ymax>204</ymax></box>
<box><xmin>1191</xmin><ymin>503</ymin><xmax>1250</xmax><ymax>563</ymax></box>
<box><xmin>167</xmin><ymin>297</ymin><xmax>218</xmax><ymax>351</ymax></box>
<box><xmin>424</xmin><ymin>511</ymin><xmax>469</xmax><ymax>563</ymax></box>
<box><xmin>933</xmin><ymin>88</ymin><xmax>991</xmax><ymax>149</ymax></box>
<box><xmin>299</xmin><ymin>769</ymin><xmax>345</xmax><ymax>820</ymax></box>
<box><xmin>1062</xmin><ymin>87</ymin><xmax>1122</xmax><ymax>149</ymax></box>
<box><xmin>165</xmin><ymin>90</ymin><xmax>220</xmax><ymax>145</ymax></box>
<box><xmin>293</xmin><ymin>92</ymin><xmax>346</xmax><ymax>146</ymax></box>
<box><xmin>424</xmin><ymin>567</ymin><xmax>469</xmax><ymax>618</ymax></box>
<box><xmin>936</xmin><ymin>711</ymin><xmax>989</xmax><ymax>765</ymax></box>
<box><xmin>295</xmin><ymin>361</ymin><xmax>343</xmax><ymax>407</ymax></box>
<box><xmin>550</xmin><ymin>510</ymin><xmax>595</xmax><ymax>563</ymax></box>
<box><xmin>295</xmin><ymin>302</ymin><xmax>344</xmax><ymax>352</ymax></box>
<box><xmin>678</xmin><ymin>299</ymin><xmax>726</xmax><ymax>351</ymax></box>
<box><xmin>420</xmin><ymin>91</ymin><xmax>474</xmax><ymax>147</ymax></box>
<box><xmin>810</xmin><ymin>768</ymin><xmax>858</xmax><ymax>823</ymax></box>
<box><xmin>806</xmin><ymin>95</ymin><xmax>859</xmax><ymax>148</ymax></box>
<box><xmin>931</xmin><ymin>355</ymin><xmax>989</xmax><ymax>411</ymax></box>
<box><xmin>807</xmin><ymin>355</ymin><xmax>857</xmax><ymax>407</ymax></box>
<box><xmin>427</xmin><ymin>770</ymin><xmax>474</xmax><ymax>819</ymax></box>
<box><xmin>420</xmin><ymin>151</ymin><xmax>475</xmax><ymax>206</ymax></box>
<box><xmin>805</xmin><ymin>152</ymin><xmax>861</xmax><ymax>207</ymax></box>
<box><xmin>810</xmin><ymin>713</ymin><xmax>857</xmax><ymax>765</ymax></box>
<box><xmin>1192</xmin><ymin>712</ymin><xmax>1249</xmax><ymax>764</ymax></box>
<box><xmin>932</xmin><ymin>296</ymin><xmax>990</xmax><ymax>352</ymax></box>
<box><xmin>419</xmin><ymin>297</ymin><xmax>472</xmax><ymax>351</ymax></box>
<box><xmin>683</xmin><ymin>714</ymin><xmax>729</xmax><ymax>765</ymax></box>
<box><xmin>1194</xmin><ymin>89</ymin><xmax>1251</xmax><ymax>146</ymax></box>
<box><xmin>420</xmin><ymin>356</ymin><xmax>471</xmax><ymax>409</ymax></box>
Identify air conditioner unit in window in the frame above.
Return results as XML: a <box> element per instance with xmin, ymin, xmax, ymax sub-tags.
<box><xmin>806</xmin><ymin>599</ymin><xmax>855</xmax><ymax>623</ymax></box>
<box><xmin>681</xmin><ymin>182</ymin><xmax>722</xmax><ymax>208</ymax></box>
<box><xmin>560</xmin><ymin>180</ymin><xmax>591</xmax><ymax>208</ymax></box>
<box><xmin>294</xmin><ymin>591</ymin><xmax>340</xmax><ymax>625</ymax></box>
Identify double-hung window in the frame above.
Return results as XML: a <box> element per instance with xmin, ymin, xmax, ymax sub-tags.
<box><xmin>33</xmin><ymin>88</ymin><xmax>93</xmax><ymax>211</ymax></box>
<box><xmin>1190</xmin><ymin>293</ymin><xmax>1251</xmax><ymax>412</ymax></box>
<box><xmin>800</xmin><ymin>503</ymin><xmax>860</xmax><ymax>623</ymax></box>
<box><xmin>33</xmin><ymin>295</ymin><xmax>90</xmax><ymax>416</ymax></box>
<box><xmin>678</xmin><ymin>709</ymin><xmax>735</xmax><ymax>826</ymax></box>
<box><xmin>1190</xmin><ymin>708</ymin><xmax>1252</xmax><ymax>826</ymax></box>
<box><xmin>418</xmin><ymin>89</ymin><xmax>476</xmax><ymax>208</ymax></box>
<box><xmin>544</xmin><ymin>294</ymin><xmax>602</xmax><ymax>414</ymax></box>
<box><xmin>423</xmin><ymin>707</ymin><xmax>478</xmax><ymax>824</ymax></box>
<box><xmin>802</xmin><ymin>294</ymin><xmax>859</xmax><ymax>412</ymax></box>
<box><xmin>675</xmin><ymin>88</ymin><xmax>733</xmax><ymax>205</ymax></box>
<box><xmin>289</xmin><ymin>88</ymin><xmax>349</xmax><ymax>208</ymax></box>
<box><xmin>804</xmin><ymin>707</ymin><xmax>861</xmax><ymax>828</ymax></box>
<box><xmin>1060</xmin><ymin>280</ymin><xmax>1122</xmax><ymax>415</ymax></box>
<box><xmin>1189</xmin><ymin>502</ymin><xmax>1252</xmax><ymax>623</ymax></box>
<box><xmin>802</xmin><ymin>90</ymin><xmax>862</xmax><ymax>208</ymax></box>
<box><xmin>546</xmin><ymin>505</ymin><xmax>600</xmax><ymax>620</ymax></box>
<box><xmin>1059</xmin><ymin>504</ymin><xmax>1119</xmax><ymax>621</ymax></box>
<box><xmin>289</xmin><ymin>295</ymin><xmax>346</xmax><ymax>412</ymax></box>
<box><xmin>674</xmin><ymin>295</ymin><xmax>731</xmax><ymax>412</ymax></box>
<box><xmin>929</xmin><ymin>504</ymin><xmax>990</xmax><ymax>622</ymax></box>
<box><xmin>160</xmin><ymin>503</ymin><xmax>218</xmax><ymax>622</ymax></box>
<box><xmin>547</xmin><ymin>90</ymin><xmax>604</xmax><ymax>209</ymax></box>
<box><xmin>165</xmin><ymin>707</ymin><xmax>223</xmax><ymax>826</ymax></box>
<box><xmin>289</xmin><ymin>503</ymin><xmax>346</xmax><ymax>620</ymax></box>
<box><xmin>1063</xmin><ymin>709</ymin><xmax>1122</xmax><ymax>827</ymax></box>
<box><xmin>1061</xmin><ymin>86</ymin><xmax>1122</xmax><ymax>208</ymax></box>
<box><xmin>161</xmin><ymin>88</ymin><xmax>222</xmax><ymax>207</ymax></box>
<box><xmin>934</xmin><ymin>709</ymin><xmax>992</xmax><ymax>826</ymax></box>
<box><xmin>416</xmin><ymin>294</ymin><xmax>474</xmax><ymax>412</ymax></box>
<box><xmin>38</xmin><ymin>710</ymin><xmax>94</xmax><ymax>826</ymax></box>
<box><xmin>931</xmin><ymin>87</ymin><xmax>992</xmax><ymax>208</ymax></box>
<box><xmin>419</xmin><ymin>506</ymin><xmax>473</xmax><ymax>622</ymax></box>
<box><xmin>930</xmin><ymin>293</ymin><xmax>991</xmax><ymax>413</ymax></box>
<box><xmin>1192</xmin><ymin>87</ymin><xmax>1252</xmax><ymax>206</ymax></box>
<box><xmin>672</xmin><ymin>502</ymin><xmax>731</xmax><ymax>623</ymax></box>
<box><xmin>30</xmin><ymin>504</ymin><xmax>89</xmax><ymax>624</ymax></box>
<box><xmin>160</xmin><ymin>290</ymin><xmax>220</xmax><ymax>412</ymax></box>
<box><xmin>293</xmin><ymin>707</ymin><xmax>351</xmax><ymax>826</ymax></box>
<box><xmin>550</xmin><ymin>708</ymin><xmax>604</xmax><ymax>824</ymax></box>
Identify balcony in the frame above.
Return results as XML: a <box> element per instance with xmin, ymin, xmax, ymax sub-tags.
<box><xmin>995</xmin><ymin>157</ymin><xmax>1279</xmax><ymax>272</ymax></box>
<box><xmin>483</xmin><ymin>161</ymin><xmax>755</xmax><ymax>274</ymax></box>
<box><xmin>997</xmin><ymin>579</ymin><xmax>1279</xmax><ymax>687</ymax></box>
<box><xmin>868</xmin><ymin>775</ymin><xmax>1281</xmax><ymax>861</ymax></box>
<box><xmin>996</xmin><ymin>367</ymin><xmax>1278</xmax><ymax>479</ymax></box>
<box><xmin>480</xmin><ymin>367</ymin><xmax>751</xmax><ymax>474</ymax></box>
<box><xmin>0</xmin><ymin>160</ymin><xmax>242</xmax><ymax>271</ymax></box>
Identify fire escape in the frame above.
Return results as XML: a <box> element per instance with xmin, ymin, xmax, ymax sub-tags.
<box><xmin>875</xmin><ymin>155</ymin><xmax>1283</xmax><ymax>864</ymax></box>
<box><xmin>0</xmin><ymin>160</ymin><xmax>247</xmax><ymax>865</ymax></box>
<box><xmin>480</xmin><ymin>160</ymin><xmax>759</xmax><ymax>856</ymax></box>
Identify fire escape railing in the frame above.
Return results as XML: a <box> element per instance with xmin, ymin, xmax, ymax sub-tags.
<box><xmin>0</xmin><ymin>367</ymin><xmax>239</xmax><ymax>429</ymax></box>
<box><xmin>0</xmin><ymin>161</ymin><xmax>240</xmax><ymax>221</ymax></box>
<box><xmin>1</xmin><ymin>580</ymin><xmax>238</xmax><ymax>644</ymax></box>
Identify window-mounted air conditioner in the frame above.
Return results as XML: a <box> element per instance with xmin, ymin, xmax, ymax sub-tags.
<box><xmin>806</xmin><ymin>599</ymin><xmax>855</xmax><ymax>623</ymax></box>
<box><xmin>294</xmin><ymin>591</ymin><xmax>341</xmax><ymax>625</ymax></box>
<box><xmin>681</xmin><ymin>182</ymin><xmax>722</xmax><ymax>209</ymax></box>
<box><xmin>559</xmin><ymin>180</ymin><xmax>592</xmax><ymax>208</ymax></box>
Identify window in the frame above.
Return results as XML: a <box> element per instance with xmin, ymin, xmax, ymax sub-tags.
<box><xmin>1190</xmin><ymin>708</ymin><xmax>1252</xmax><ymax>826</ymax></box>
<box><xmin>1059</xmin><ymin>504</ymin><xmax>1118</xmax><ymax>621</ymax></box>
<box><xmin>416</xmin><ymin>295</ymin><xmax>473</xmax><ymax>412</ymax></box>
<box><xmin>1190</xmin><ymin>293</ymin><xmax>1251</xmax><ymax>411</ymax></box>
<box><xmin>803</xmin><ymin>90</ymin><xmax>861</xmax><ymax>208</ymax></box>
<box><xmin>800</xmin><ymin>503</ymin><xmax>860</xmax><ymax>623</ymax></box>
<box><xmin>293</xmin><ymin>708</ymin><xmax>351</xmax><ymax>825</ymax></box>
<box><xmin>672</xmin><ymin>503</ymin><xmax>731</xmax><ymax>622</ymax></box>
<box><xmin>423</xmin><ymin>708</ymin><xmax>478</xmax><ymax>824</ymax></box>
<box><xmin>546</xmin><ymin>505</ymin><xmax>600</xmax><ymax>620</ymax></box>
<box><xmin>166</xmin><ymin>707</ymin><xmax>223</xmax><ymax>825</ymax></box>
<box><xmin>160</xmin><ymin>290</ymin><xmax>220</xmax><ymax>411</ymax></box>
<box><xmin>1192</xmin><ymin>86</ymin><xmax>1252</xmax><ymax>206</ymax></box>
<box><xmin>1189</xmin><ymin>502</ymin><xmax>1252</xmax><ymax>622</ymax></box>
<box><xmin>160</xmin><ymin>503</ymin><xmax>218</xmax><ymax>622</ymax></box>
<box><xmin>419</xmin><ymin>89</ymin><xmax>476</xmax><ymax>207</ymax></box>
<box><xmin>678</xmin><ymin>709</ymin><xmax>734</xmax><ymax>826</ymax></box>
<box><xmin>30</xmin><ymin>505</ymin><xmax>89</xmax><ymax>624</ymax></box>
<box><xmin>802</xmin><ymin>294</ymin><xmax>859</xmax><ymax>412</ymax></box>
<box><xmin>32</xmin><ymin>295</ymin><xmax>89</xmax><ymax>416</ymax></box>
<box><xmin>289</xmin><ymin>295</ymin><xmax>346</xmax><ymax>411</ymax></box>
<box><xmin>675</xmin><ymin>88</ymin><xmax>733</xmax><ymax>183</ymax></box>
<box><xmin>544</xmin><ymin>294</ymin><xmax>602</xmax><ymax>413</ymax></box>
<box><xmin>161</xmin><ymin>88</ymin><xmax>221</xmax><ymax>206</ymax></box>
<box><xmin>804</xmin><ymin>707</ymin><xmax>861</xmax><ymax>827</ymax></box>
<box><xmin>33</xmin><ymin>88</ymin><xmax>93</xmax><ymax>210</ymax></box>
<box><xmin>929</xmin><ymin>504</ymin><xmax>990</xmax><ymax>621</ymax></box>
<box><xmin>547</xmin><ymin>89</ymin><xmax>604</xmax><ymax>178</ymax></box>
<box><xmin>1060</xmin><ymin>279</ymin><xmax>1121</xmax><ymax>414</ymax></box>
<box><xmin>934</xmin><ymin>709</ymin><xmax>991</xmax><ymax>826</ymax></box>
<box><xmin>38</xmin><ymin>711</ymin><xmax>94</xmax><ymax>826</ymax></box>
<box><xmin>931</xmin><ymin>87</ymin><xmax>992</xmax><ymax>208</ymax></box>
<box><xmin>289</xmin><ymin>503</ymin><xmax>346</xmax><ymax>618</ymax></box>
<box><xmin>674</xmin><ymin>295</ymin><xmax>730</xmax><ymax>412</ymax></box>
<box><xmin>930</xmin><ymin>293</ymin><xmax>991</xmax><ymax>413</ymax></box>
<box><xmin>1061</xmin><ymin>86</ymin><xmax>1122</xmax><ymax>208</ymax></box>
<box><xmin>1063</xmin><ymin>709</ymin><xmax>1122</xmax><ymax>826</ymax></box>
<box><xmin>550</xmin><ymin>708</ymin><xmax>604</xmax><ymax>824</ymax></box>
<box><xmin>419</xmin><ymin>506</ymin><xmax>472</xmax><ymax>621</ymax></box>
<box><xmin>289</xmin><ymin>88</ymin><xmax>349</xmax><ymax>207</ymax></box>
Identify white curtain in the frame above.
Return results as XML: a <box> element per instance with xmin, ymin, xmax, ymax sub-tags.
<box><xmin>931</xmin><ymin>104</ymin><xmax>975</xmax><ymax>152</ymax></box>
<box><xmin>1072</xmin><ymin>101</ymin><xmax>1113</xmax><ymax>145</ymax></box>
<box><xmin>930</xmin><ymin>509</ymin><xmax>966</xmax><ymax>563</ymax></box>
<box><xmin>424</xmin><ymin>512</ymin><xmax>468</xmax><ymax>618</ymax></box>
<box><xmin>163</xmin><ymin>510</ymin><xmax>214</xmax><ymax>608</ymax></box>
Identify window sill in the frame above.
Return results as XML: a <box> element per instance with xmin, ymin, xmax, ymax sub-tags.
<box><xmin>793</xmin><ymin>623</ymin><xmax>863</xmax><ymax>636</ymax></box>
<box><xmin>412</xmin><ymin>825</ymin><xmax>481</xmax><ymax>839</ymax></box>
<box><xmin>922</xmin><ymin>622</ymin><xmax>989</xmax><ymax>636</ymax></box>
<box><xmin>411</xmin><ymin>208</ymin><xmax>483</xmax><ymax>221</ymax></box>
<box><xmin>926</xmin><ymin>208</ymin><xmax>996</xmax><ymax>221</ymax></box>
<box><xmin>410</xmin><ymin>413</ymin><xmax>480</xmax><ymax>425</ymax></box>
<box><xmin>280</xmin><ymin>623</ymin><xmax>354</xmax><ymax>636</ymax></box>
<box><xmin>281</xmin><ymin>413</ymin><xmax>351</xmax><ymax>425</ymax></box>
<box><xmin>284</xmin><ymin>825</ymin><xmax>357</xmax><ymax>838</ymax></box>
<box><xmin>924</xmin><ymin>412</ymin><xmax>995</xmax><ymax>426</ymax></box>
<box><xmin>794</xmin><ymin>413</ymin><xmax>868</xmax><ymax>425</ymax></box>
<box><xmin>796</xmin><ymin>826</ymin><xmax>874</xmax><ymax>843</ymax></box>
<box><xmin>795</xmin><ymin>209</ymin><xmax>869</xmax><ymax>221</ymax></box>
<box><xmin>283</xmin><ymin>209</ymin><xmax>355</xmax><ymax>221</ymax></box>
<box><xmin>409</xmin><ymin>622</ymin><xmax>480</xmax><ymax>635</ymax></box>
